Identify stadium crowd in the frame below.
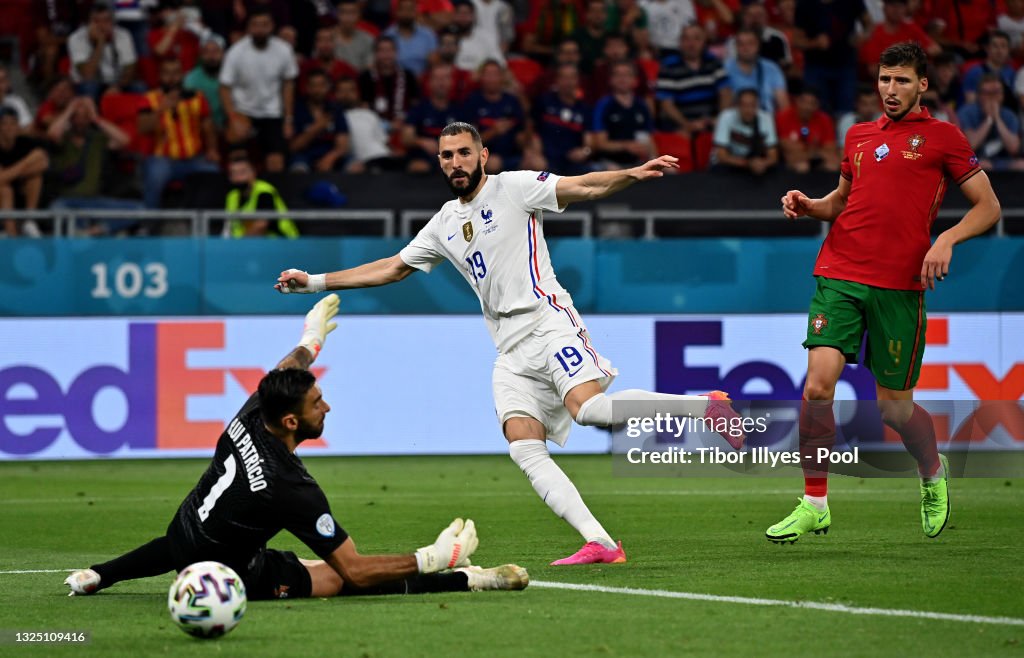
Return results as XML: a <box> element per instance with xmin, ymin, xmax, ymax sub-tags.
<box><xmin>0</xmin><ymin>0</ymin><xmax>1022</xmax><ymax>236</ymax></box>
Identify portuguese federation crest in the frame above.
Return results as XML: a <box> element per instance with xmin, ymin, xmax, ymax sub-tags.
<box><xmin>811</xmin><ymin>313</ymin><xmax>829</xmax><ymax>335</ymax></box>
<box><xmin>907</xmin><ymin>134</ymin><xmax>926</xmax><ymax>152</ymax></box>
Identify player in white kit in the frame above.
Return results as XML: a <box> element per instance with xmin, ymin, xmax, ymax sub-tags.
<box><xmin>275</xmin><ymin>122</ymin><xmax>743</xmax><ymax>564</ymax></box>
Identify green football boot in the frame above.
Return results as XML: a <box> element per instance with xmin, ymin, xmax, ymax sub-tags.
<box><xmin>921</xmin><ymin>454</ymin><xmax>950</xmax><ymax>539</ymax></box>
<box><xmin>765</xmin><ymin>498</ymin><xmax>831</xmax><ymax>544</ymax></box>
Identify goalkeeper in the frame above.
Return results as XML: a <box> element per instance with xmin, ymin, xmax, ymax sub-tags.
<box><xmin>65</xmin><ymin>295</ymin><xmax>527</xmax><ymax>599</ymax></box>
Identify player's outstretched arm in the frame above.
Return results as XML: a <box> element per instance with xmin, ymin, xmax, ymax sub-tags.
<box><xmin>275</xmin><ymin>294</ymin><xmax>340</xmax><ymax>369</ymax></box>
<box><xmin>781</xmin><ymin>176</ymin><xmax>851</xmax><ymax>223</ymax></box>
<box><xmin>275</xmin><ymin>255</ymin><xmax>417</xmax><ymax>294</ymax></box>
<box><xmin>322</xmin><ymin>518</ymin><xmax>478</xmax><ymax>589</ymax></box>
<box><xmin>920</xmin><ymin>171</ymin><xmax>1001</xmax><ymax>290</ymax></box>
<box><xmin>555</xmin><ymin>155</ymin><xmax>679</xmax><ymax>207</ymax></box>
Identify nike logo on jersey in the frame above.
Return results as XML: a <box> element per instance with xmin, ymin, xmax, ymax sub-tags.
<box><xmin>447</xmin><ymin>232</ymin><xmax>457</xmax><ymax>241</ymax></box>
<box><xmin>856</xmin><ymin>140</ymin><xmax>871</xmax><ymax>148</ymax></box>
<box><xmin>567</xmin><ymin>366</ymin><xmax>584</xmax><ymax>377</ymax></box>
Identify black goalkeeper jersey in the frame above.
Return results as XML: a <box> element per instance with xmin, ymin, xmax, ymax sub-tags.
<box><xmin>165</xmin><ymin>394</ymin><xmax>347</xmax><ymax>574</ymax></box>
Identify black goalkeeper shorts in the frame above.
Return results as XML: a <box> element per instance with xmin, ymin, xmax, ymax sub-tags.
<box><xmin>243</xmin><ymin>549</ymin><xmax>313</xmax><ymax>600</ymax></box>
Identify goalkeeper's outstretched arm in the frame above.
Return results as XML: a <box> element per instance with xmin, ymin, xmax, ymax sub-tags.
<box><xmin>275</xmin><ymin>255</ymin><xmax>416</xmax><ymax>294</ymax></box>
<box><xmin>274</xmin><ymin>294</ymin><xmax>340</xmax><ymax>370</ymax></box>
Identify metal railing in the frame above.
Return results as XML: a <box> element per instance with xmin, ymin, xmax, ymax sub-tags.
<box><xmin>0</xmin><ymin>207</ymin><xmax>1015</xmax><ymax>239</ymax></box>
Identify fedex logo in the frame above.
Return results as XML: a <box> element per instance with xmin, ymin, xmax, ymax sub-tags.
<box><xmin>654</xmin><ymin>319</ymin><xmax>1023</xmax><ymax>445</ymax></box>
<box><xmin>0</xmin><ymin>322</ymin><xmax>327</xmax><ymax>456</ymax></box>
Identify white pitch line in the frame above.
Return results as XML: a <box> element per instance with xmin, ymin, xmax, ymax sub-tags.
<box><xmin>0</xmin><ymin>569</ymin><xmax>75</xmax><ymax>574</ymax></box>
<box><xmin>531</xmin><ymin>581</ymin><xmax>1024</xmax><ymax>627</ymax></box>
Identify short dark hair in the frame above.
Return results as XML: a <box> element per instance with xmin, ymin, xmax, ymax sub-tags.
<box><xmin>439</xmin><ymin>121</ymin><xmax>482</xmax><ymax>145</ymax></box>
<box><xmin>258</xmin><ymin>369</ymin><xmax>317</xmax><ymax>426</ymax></box>
<box><xmin>90</xmin><ymin>2</ymin><xmax>112</xmax><ymax>16</ymax></box>
<box><xmin>228</xmin><ymin>149</ymin><xmax>251</xmax><ymax>165</ymax></box>
<box><xmin>879</xmin><ymin>41</ymin><xmax>928</xmax><ymax>78</ymax></box>
<box><xmin>306</xmin><ymin>68</ymin><xmax>330</xmax><ymax>82</ymax></box>
<box><xmin>248</xmin><ymin>6</ymin><xmax>273</xmax><ymax>22</ymax></box>
<box><xmin>0</xmin><ymin>107</ymin><xmax>18</xmax><ymax>121</ymax></box>
<box><xmin>736</xmin><ymin>87</ymin><xmax>760</xmax><ymax>102</ymax></box>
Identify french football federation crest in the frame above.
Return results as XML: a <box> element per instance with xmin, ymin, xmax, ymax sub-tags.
<box><xmin>811</xmin><ymin>313</ymin><xmax>829</xmax><ymax>335</ymax></box>
<box><xmin>481</xmin><ymin>207</ymin><xmax>493</xmax><ymax>223</ymax></box>
<box><xmin>462</xmin><ymin>221</ymin><xmax>474</xmax><ymax>241</ymax></box>
<box><xmin>874</xmin><ymin>143</ymin><xmax>890</xmax><ymax>162</ymax></box>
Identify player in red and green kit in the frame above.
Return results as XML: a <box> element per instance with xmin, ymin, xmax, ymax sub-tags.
<box><xmin>767</xmin><ymin>42</ymin><xmax>1002</xmax><ymax>543</ymax></box>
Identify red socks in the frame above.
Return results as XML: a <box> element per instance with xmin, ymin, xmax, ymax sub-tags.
<box><xmin>800</xmin><ymin>398</ymin><xmax>836</xmax><ymax>497</ymax></box>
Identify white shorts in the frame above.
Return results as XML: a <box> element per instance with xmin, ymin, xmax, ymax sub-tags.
<box><xmin>492</xmin><ymin>307</ymin><xmax>617</xmax><ymax>446</ymax></box>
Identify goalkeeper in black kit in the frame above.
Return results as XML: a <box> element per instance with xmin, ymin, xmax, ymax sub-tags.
<box><xmin>65</xmin><ymin>294</ymin><xmax>528</xmax><ymax>599</ymax></box>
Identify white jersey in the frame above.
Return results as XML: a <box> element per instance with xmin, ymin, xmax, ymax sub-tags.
<box><xmin>400</xmin><ymin>170</ymin><xmax>574</xmax><ymax>352</ymax></box>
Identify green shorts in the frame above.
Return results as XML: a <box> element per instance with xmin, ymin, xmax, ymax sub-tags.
<box><xmin>802</xmin><ymin>276</ymin><xmax>927</xmax><ymax>391</ymax></box>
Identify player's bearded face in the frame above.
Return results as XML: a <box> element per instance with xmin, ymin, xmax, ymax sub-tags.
<box><xmin>878</xmin><ymin>66</ymin><xmax>926</xmax><ymax>121</ymax></box>
<box><xmin>444</xmin><ymin>156</ymin><xmax>483</xmax><ymax>197</ymax></box>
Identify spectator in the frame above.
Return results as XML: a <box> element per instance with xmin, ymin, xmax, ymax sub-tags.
<box><xmin>586</xmin><ymin>33</ymin><xmax>653</xmax><ymax>103</ymax></box>
<box><xmin>471</xmin><ymin>0</ymin><xmax>516</xmax><ymax>55</ymax></box>
<box><xmin>299</xmin><ymin>26</ymin><xmax>359</xmax><ymax>95</ymax></box>
<box><xmin>572</xmin><ymin>0</ymin><xmax>612</xmax><ymax>75</ymax></box>
<box><xmin>998</xmin><ymin>0</ymin><xmax>1024</xmax><ymax>59</ymax></box>
<box><xmin>858</xmin><ymin>0</ymin><xmax>940</xmax><ymax>79</ymax></box>
<box><xmin>184</xmin><ymin>34</ymin><xmax>227</xmax><ymax>130</ymax></box>
<box><xmin>931</xmin><ymin>51</ymin><xmax>965</xmax><ymax>113</ymax></box>
<box><xmin>776</xmin><ymin>86</ymin><xmax>839</xmax><ymax>173</ymax></box>
<box><xmin>724</xmin><ymin>27</ymin><xmax>789</xmax><ymax>114</ymax></box>
<box><xmin>522</xmin><ymin>0</ymin><xmax>585</xmax><ymax>62</ymax></box>
<box><xmin>534</xmin><ymin>64</ymin><xmax>593</xmax><ymax>174</ymax></box>
<box><xmin>224</xmin><ymin>151</ymin><xmax>298</xmax><ymax>238</ymax></box>
<box><xmin>424</xmin><ymin>33</ymin><xmax>474</xmax><ymax>101</ymax></box>
<box><xmin>694</xmin><ymin>0</ymin><xmax>737</xmax><ymax>44</ymax></box>
<box><xmin>655</xmin><ymin>24</ymin><xmax>731</xmax><ymax>137</ymax></box>
<box><xmin>927</xmin><ymin>0</ymin><xmax>997</xmax><ymax>59</ymax></box>
<box><xmin>535</xmin><ymin>39</ymin><xmax>583</xmax><ymax>99</ymax></box>
<box><xmin>711</xmin><ymin>88</ymin><xmax>778</xmax><ymax>175</ymax></box>
<box><xmin>773</xmin><ymin>0</ymin><xmax>804</xmax><ymax>78</ymax></box>
<box><xmin>461</xmin><ymin>60</ymin><xmax>542</xmax><ymax>172</ymax></box>
<box><xmin>67</xmin><ymin>2</ymin><xmax>140</xmax><ymax>99</ymax></box>
<box><xmin>837</xmin><ymin>85</ymin><xmax>881</xmax><ymax>148</ymax></box>
<box><xmin>384</xmin><ymin>0</ymin><xmax>439</xmax><ymax>76</ymax></box>
<box><xmin>138</xmin><ymin>58</ymin><xmax>221</xmax><ymax>208</ymax></box>
<box><xmin>34</xmin><ymin>78</ymin><xmax>77</xmax><ymax>138</ymax></box>
<box><xmin>0</xmin><ymin>66</ymin><xmax>33</xmax><ymax>130</ymax></box>
<box><xmin>792</xmin><ymin>0</ymin><xmax>872</xmax><ymax>114</ymax></box>
<box><xmin>453</xmin><ymin>1</ymin><xmax>506</xmax><ymax>71</ymax></box>
<box><xmin>335</xmin><ymin>0</ymin><xmax>376</xmax><ymax>72</ymax></box>
<box><xmin>958</xmin><ymin>73</ymin><xmax>1022</xmax><ymax>171</ymax></box>
<box><xmin>962</xmin><ymin>31</ymin><xmax>1017</xmax><ymax>109</ymax></box>
<box><xmin>403</xmin><ymin>0</ymin><xmax>457</xmax><ymax>33</ymax></box>
<box><xmin>639</xmin><ymin>0</ymin><xmax>695</xmax><ymax>56</ymax></box>
<box><xmin>590</xmin><ymin>60</ymin><xmax>655</xmax><ymax>169</ymax></box>
<box><xmin>605</xmin><ymin>0</ymin><xmax>650</xmax><ymax>58</ymax></box>
<box><xmin>358</xmin><ymin>36</ymin><xmax>420</xmax><ymax>125</ymax></box>
<box><xmin>402</xmin><ymin>64</ymin><xmax>462</xmax><ymax>172</ymax></box>
<box><xmin>219</xmin><ymin>7</ymin><xmax>298</xmax><ymax>172</ymax></box>
<box><xmin>0</xmin><ymin>108</ymin><xmax>49</xmax><ymax>237</ymax></box>
<box><xmin>336</xmin><ymin>77</ymin><xmax>402</xmax><ymax>172</ymax></box>
<box><xmin>148</xmin><ymin>0</ymin><xmax>200</xmax><ymax>75</ymax></box>
<box><xmin>46</xmin><ymin>96</ymin><xmax>143</xmax><ymax>235</ymax></box>
<box><xmin>723</xmin><ymin>2</ymin><xmax>791</xmax><ymax>73</ymax></box>
<box><xmin>31</xmin><ymin>0</ymin><xmax>89</xmax><ymax>90</ymax></box>
<box><xmin>290</xmin><ymin>70</ymin><xmax>350</xmax><ymax>172</ymax></box>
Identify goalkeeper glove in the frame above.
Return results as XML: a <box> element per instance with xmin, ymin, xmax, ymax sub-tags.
<box><xmin>415</xmin><ymin>518</ymin><xmax>478</xmax><ymax>573</ymax></box>
<box><xmin>278</xmin><ymin>268</ymin><xmax>327</xmax><ymax>294</ymax></box>
<box><xmin>298</xmin><ymin>293</ymin><xmax>340</xmax><ymax>359</ymax></box>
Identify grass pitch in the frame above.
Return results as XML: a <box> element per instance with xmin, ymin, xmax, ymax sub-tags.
<box><xmin>1</xmin><ymin>455</ymin><xmax>1022</xmax><ymax>657</ymax></box>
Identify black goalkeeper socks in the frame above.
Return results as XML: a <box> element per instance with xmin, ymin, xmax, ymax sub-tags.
<box><xmin>91</xmin><ymin>536</ymin><xmax>176</xmax><ymax>590</ymax></box>
<box><xmin>339</xmin><ymin>571</ymin><xmax>470</xmax><ymax>596</ymax></box>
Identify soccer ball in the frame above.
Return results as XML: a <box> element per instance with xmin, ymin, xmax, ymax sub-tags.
<box><xmin>167</xmin><ymin>561</ymin><xmax>247</xmax><ymax>639</ymax></box>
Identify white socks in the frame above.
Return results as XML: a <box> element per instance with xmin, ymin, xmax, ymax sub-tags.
<box><xmin>574</xmin><ymin>389</ymin><xmax>709</xmax><ymax>427</ymax></box>
<box><xmin>804</xmin><ymin>495</ymin><xmax>828</xmax><ymax>511</ymax></box>
<box><xmin>508</xmin><ymin>439</ymin><xmax>615</xmax><ymax>549</ymax></box>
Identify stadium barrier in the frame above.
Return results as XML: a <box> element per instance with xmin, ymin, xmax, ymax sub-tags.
<box><xmin>1</xmin><ymin>314</ymin><xmax>1021</xmax><ymax>460</ymax></box>
<box><xmin>1</xmin><ymin>236</ymin><xmax>1022</xmax><ymax>317</ymax></box>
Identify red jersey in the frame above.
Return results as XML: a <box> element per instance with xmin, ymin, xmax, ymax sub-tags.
<box><xmin>859</xmin><ymin>22</ymin><xmax>937</xmax><ymax>72</ymax></box>
<box><xmin>776</xmin><ymin>107</ymin><xmax>836</xmax><ymax>148</ymax></box>
<box><xmin>815</xmin><ymin>108</ymin><xmax>981</xmax><ymax>290</ymax></box>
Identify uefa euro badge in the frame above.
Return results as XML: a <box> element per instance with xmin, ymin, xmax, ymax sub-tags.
<box><xmin>811</xmin><ymin>313</ymin><xmax>829</xmax><ymax>335</ymax></box>
<box><xmin>462</xmin><ymin>221</ymin><xmax>474</xmax><ymax>242</ymax></box>
<box><xmin>874</xmin><ymin>143</ymin><xmax>890</xmax><ymax>162</ymax></box>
